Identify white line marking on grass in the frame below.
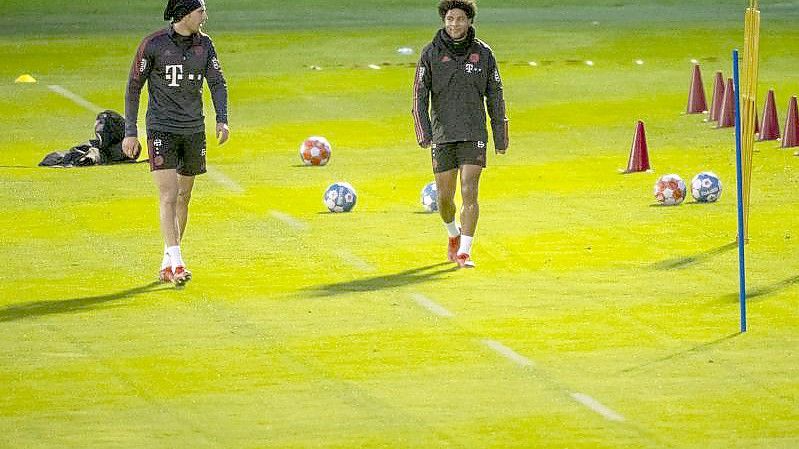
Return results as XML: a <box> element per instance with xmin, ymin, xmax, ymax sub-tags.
<box><xmin>482</xmin><ymin>339</ymin><xmax>535</xmax><ymax>368</ymax></box>
<box><xmin>570</xmin><ymin>392</ymin><xmax>626</xmax><ymax>422</ymax></box>
<box><xmin>47</xmin><ymin>85</ymin><xmax>103</xmax><ymax>113</ymax></box>
<box><xmin>41</xmin><ymin>352</ymin><xmax>88</xmax><ymax>358</ymax></box>
<box><xmin>336</xmin><ymin>249</ymin><xmax>376</xmax><ymax>273</ymax></box>
<box><xmin>269</xmin><ymin>210</ymin><xmax>309</xmax><ymax>231</ymax></box>
<box><xmin>205</xmin><ymin>166</ymin><xmax>244</xmax><ymax>193</ymax></box>
<box><xmin>410</xmin><ymin>293</ymin><xmax>454</xmax><ymax>318</ymax></box>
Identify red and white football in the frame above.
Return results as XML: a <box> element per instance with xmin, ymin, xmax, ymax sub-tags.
<box><xmin>299</xmin><ymin>136</ymin><xmax>331</xmax><ymax>166</ymax></box>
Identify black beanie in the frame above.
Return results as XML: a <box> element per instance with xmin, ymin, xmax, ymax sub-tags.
<box><xmin>164</xmin><ymin>0</ymin><xmax>204</xmax><ymax>23</ymax></box>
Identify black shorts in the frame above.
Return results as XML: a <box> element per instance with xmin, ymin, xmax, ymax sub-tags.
<box><xmin>431</xmin><ymin>141</ymin><xmax>487</xmax><ymax>173</ymax></box>
<box><xmin>147</xmin><ymin>130</ymin><xmax>206</xmax><ymax>176</ymax></box>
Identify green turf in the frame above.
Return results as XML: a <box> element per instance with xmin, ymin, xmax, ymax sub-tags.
<box><xmin>1</xmin><ymin>1</ymin><xmax>798</xmax><ymax>448</ymax></box>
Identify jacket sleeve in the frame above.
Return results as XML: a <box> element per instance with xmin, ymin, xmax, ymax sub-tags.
<box><xmin>205</xmin><ymin>39</ymin><xmax>229</xmax><ymax>125</ymax></box>
<box><xmin>125</xmin><ymin>38</ymin><xmax>154</xmax><ymax>138</ymax></box>
<box><xmin>485</xmin><ymin>51</ymin><xmax>509</xmax><ymax>150</ymax></box>
<box><xmin>412</xmin><ymin>49</ymin><xmax>433</xmax><ymax>146</ymax></box>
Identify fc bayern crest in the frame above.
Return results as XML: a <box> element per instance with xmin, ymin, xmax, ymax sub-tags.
<box><xmin>469</xmin><ymin>53</ymin><xmax>480</xmax><ymax>63</ymax></box>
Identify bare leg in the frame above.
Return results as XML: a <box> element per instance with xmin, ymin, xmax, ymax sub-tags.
<box><xmin>176</xmin><ymin>174</ymin><xmax>195</xmax><ymax>242</ymax></box>
<box><xmin>459</xmin><ymin>164</ymin><xmax>482</xmax><ymax>237</ymax></box>
<box><xmin>152</xmin><ymin>169</ymin><xmax>180</xmax><ymax>247</ymax></box>
<box><xmin>435</xmin><ymin>168</ymin><xmax>458</xmax><ymax>225</ymax></box>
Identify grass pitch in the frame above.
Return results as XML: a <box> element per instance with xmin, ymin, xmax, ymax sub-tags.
<box><xmin>1</xmin><ymin>1</ymin><xmax>798</xmax><ymax>448</ymax></box>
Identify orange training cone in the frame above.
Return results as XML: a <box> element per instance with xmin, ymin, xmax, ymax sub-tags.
<box><xmin>717</xmin><ymin>78</ymin><xmax>735</xmax><ymax>128</ymax></box>
<box><xmin>782</xmin><ymin>96</ymin><xmax>799</xmax><ymax>149</ymax></box>
<box><xmin>623</xmin><ymin>120</ymin><xmax>651</xmax><ymax>173</ymax></box>
<box><xmin>708</xmin><ymin>71</ymin><xmax>725</xmax><ymax>122</ymax></box>
<box><xmin>686</xmin><ymin>64</ymin><xmax>708</xmax><ymax>114</ymax></box>
<box><xmin>759</xmin><ymin>89</ymin><xmax>780</xmax><ymax>141</ymax></box>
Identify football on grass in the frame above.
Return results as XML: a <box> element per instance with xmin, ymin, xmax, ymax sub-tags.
<box><xmin>300</xmin><ymin>136</ymin><xmax>331</xmax><ymax>166</ymax></box>
<box><xmin>324</xmin><ymin>182</ymin><xmax>357</xmax><ymax>213</ymax></box>
<box><xmin>420</xmin><ymin>181</ymin><xmax>438</xmax><ymax>212</ymax></box>
<box><xmin>654</xmin><ymin>174</ymin><xmax>687</xmax><ymax>206</ymax></box>
<box><xmin>691</xmin><ymin>171</ymin><xmax>722</xmax><ymax>203</ymax></box>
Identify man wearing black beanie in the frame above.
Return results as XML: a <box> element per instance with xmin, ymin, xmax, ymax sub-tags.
<box><xmin>123</xmin><ymin>0</ymin><xmax>230</xmax><ymax>286</ymax></box>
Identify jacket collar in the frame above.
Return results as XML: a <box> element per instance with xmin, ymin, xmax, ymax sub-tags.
<box><xmin>434</xmin><ymin>26</ymin><xmax>476</xmax><ymax>57</ymax></box>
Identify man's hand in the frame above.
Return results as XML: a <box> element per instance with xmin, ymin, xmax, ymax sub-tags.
<box><xmin>495</xmin><ymin>146</ymin><xmax>507</xmax><ymax>155</ymax></box>
<box><xmin>419</xmin><ymin>140</ymin><xmax>431</xmax><ymax>149</ymax></box>
<box><xmin>216</xmin><ymin>123</ymin><xmax>230</xmax><ymax>145</ymax></box>
<box><xmin>122</xmin><ymin>136</ymin><xmax>141</xmax><ymax>159</ymax></box>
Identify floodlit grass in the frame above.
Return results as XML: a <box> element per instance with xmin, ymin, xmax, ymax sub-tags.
<box><xmin>1</xmin><ymin>1</ymin><xmax>798</xmax><ymax>448</ymax></box>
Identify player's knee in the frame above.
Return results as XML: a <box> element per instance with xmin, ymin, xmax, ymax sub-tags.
<box><xmin>158</xmin><ymin>188</ymin><xmax>178</xmax><ymax>204</ymax></box>
<box><xmin>177</xmin><ymin>189</ymin><xmax>192</xmax><ymax>204</ymax></box>
<box><xmin>463</xmin><ymin>199</ymin><xmax>479</xmax><ymax>211</ymax></box>
<box><xmin>461</xmin><ymin>184</ymin><xmax>478</xmax><ymax>202</ymax></box>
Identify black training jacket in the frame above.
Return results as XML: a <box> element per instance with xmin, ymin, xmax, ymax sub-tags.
<box><xmin>412</xmin><ymin>27</ymin><xmax>508</xmax><ymax>150</ymax></box>
<box><xmin>125</xmin><ymin>26</ymin><xmax>228</xmax><ymax>137</ymax></box>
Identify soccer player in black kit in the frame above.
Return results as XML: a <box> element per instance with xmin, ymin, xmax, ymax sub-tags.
<box><xmin>122</xmin><ymin>0</ymin><xmax>229</xmax><ymax>285</ymax></box>
<box><xmin>413</xmin><ymin>0</ymin><xmax>508</xmax><ymax>268</ymax></box>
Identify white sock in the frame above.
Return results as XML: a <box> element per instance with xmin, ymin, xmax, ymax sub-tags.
<box><xmin>160</xmin><ymin>247</ymin><xmax>171</xmax><ymax>271</ymax></box>
<box><xmin>444</xmin><ymin>221</ymin><xmax>460</xmax><ymax>238</ymax></box>
<box><xmin>166</xmin><ymin>246</ymin><xmax>185</xmax><ymax>270</ymax></box>
<box><xmin>458</xmin><ymin>235</ymin><xmax>473</xmax><ymax>256</ymax></box>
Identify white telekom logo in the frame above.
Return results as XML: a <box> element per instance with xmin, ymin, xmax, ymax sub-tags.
<box><xmin>165</xmin><ymin>64</ymin><xmax>184</xmax><ymax>87</ymax></box>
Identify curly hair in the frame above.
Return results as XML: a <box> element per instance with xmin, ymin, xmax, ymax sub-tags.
<box><xmin>438</xmin><ymin>0</ymin><xmax>477</xmax><ymax>20</ymax></box>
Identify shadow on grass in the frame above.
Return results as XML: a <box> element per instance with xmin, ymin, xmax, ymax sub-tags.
<box><xmin>651</xmin><ymin>242</ymin><xmax>737</xmax><ymax>270</ymax></box>
<box><xmin>619</xmin><ymin>332</ymin><xmax>740</xmax><ymax>374</ymax></box>
<box><xmin>304</xmin><ymin>262</ymin><xmax>456</xmax><ymax>297</ymax></box>
<box><xmin>722</xmin><ymin>274</ymin><xmax>799</xmax><ymax>302</ymax></box>
<box><xmin>0</xmin><ymin>281</ymin><xmax>166</xmax><ymax>323</ymax></box>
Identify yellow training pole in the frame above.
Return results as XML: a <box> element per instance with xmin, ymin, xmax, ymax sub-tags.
<box><xmin>740</xmin><ymin>0</ymin><xmax>760</xmax><ymax>242</ymax></box>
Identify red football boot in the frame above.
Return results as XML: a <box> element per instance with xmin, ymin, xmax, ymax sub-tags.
<box><xmin>158</xmin><ymin>267</ymin><xmax>174</xmax><ymax>283</ymax></box>
<box><xmin>456</xmin><ymin>253</ymin><xmax>475</xmax><ymax>268</ymax></box>
<box><xmin>448</xmin><ymin>234</ymin><xmax>461</xmax><ymax>262</ymax></box>
<box><xmin>172</xmin><ymin>266</ymin><xmax>192</xmax><ymax>286</ymax></box>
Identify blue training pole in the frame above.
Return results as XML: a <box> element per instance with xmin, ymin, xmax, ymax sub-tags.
<box><xmin>732</xmin><ymin>49</ymin><xmax>747</xmax><ymax>333</ymax></box>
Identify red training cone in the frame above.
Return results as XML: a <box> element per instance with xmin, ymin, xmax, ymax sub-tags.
<box><xmin>782</xmin><ymin>96</ymin><xmax>799</xmax><ymax>149</ymax></box>
<box><xmin>623</xmin><ymin>120</ymin><xmax>651</xmax><ymax>173</ymax></box>
<box><xmin>759</xmin><ymin>89</ymin><xmax>780</xmax><ymax>141</ymax></box>
<box><xmin>708</xmin><ymin>71</ymin><xmax>725</xmax><ymax>122</ymax></box>
<box><xmin>717</xmin><ymin>78</ymin><xmax>735</xmax><ymax>128</ymax></box>
<box><xmin>686</xmin><ymin>64</ymin><xmax>708</xmax><ymax>114</ymax></box>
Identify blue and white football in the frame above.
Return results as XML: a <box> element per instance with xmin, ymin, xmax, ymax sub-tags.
<box><xmin>323</xmin><ymin>182</ymin><xmax>357</xmax><ymax>213</ymax></box>
<box><xmin>420</xmin><ymin>181</ymin><xmax>438</xmax><ymax>212</ymax></box>
<box><xmin>691</xmin><ymin>171</ymin><xmax>722</xmax><ymax>203</ymax></box>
